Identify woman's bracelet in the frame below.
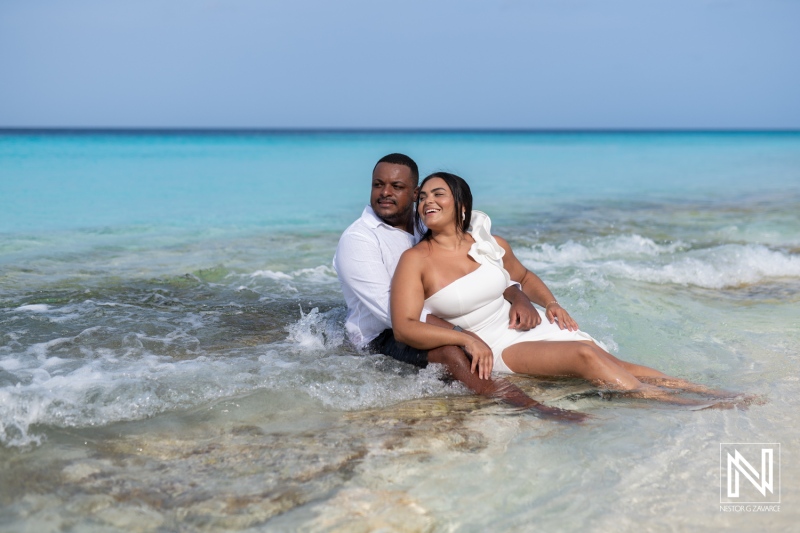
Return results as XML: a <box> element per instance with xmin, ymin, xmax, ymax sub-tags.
<box><xmin>544</xmin><ymin>300</ymin><xmax>559</xmax><ymax>311</ymax></box>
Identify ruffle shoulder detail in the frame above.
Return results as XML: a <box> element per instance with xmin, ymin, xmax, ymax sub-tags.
<box><xmin>467</xmin><ymin>210</ymin><xmax>506</xmax><ymax>263</ymax></box>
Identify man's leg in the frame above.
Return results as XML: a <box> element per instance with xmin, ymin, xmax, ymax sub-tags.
<box><xmin>427</xmin><ymin>345</ymin><xmax>541</xmax><ymax>408</ymax></box>
<box><xmin>368</xmin><ymin>329</ymin><xmax>585</xmax><ymax>418</ymax></box>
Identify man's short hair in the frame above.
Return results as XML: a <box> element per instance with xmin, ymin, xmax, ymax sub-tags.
<box><xmin>374</xmin><ymin>153</ymin><xmax>419</xmax><ymax>186</ymax></box>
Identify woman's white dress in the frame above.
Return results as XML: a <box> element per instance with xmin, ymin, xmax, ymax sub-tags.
<box><xmin>424</xmin><ymin>211</ymin><xmax>604</xmax><ymax>374</ymax></box>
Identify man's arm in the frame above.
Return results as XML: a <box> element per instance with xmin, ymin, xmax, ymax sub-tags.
<box><xmin>333</xmin><ymin>232</ymin><xmax>393</xmax><ymax>327</ymax></box>
<box><xmin>503</xmin><ymin>284</ymin><xmax>541</xmax><ymax>331</ymax></box>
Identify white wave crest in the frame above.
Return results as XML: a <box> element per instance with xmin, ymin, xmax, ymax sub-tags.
<box><xmin>250</xmin><ymin>270</ymin><xmax>293</xmax><ymax>280</ymax></box>
<box><xmin>0</xmin><ymin>350</ymin><xmax>272</xmax><ymax>448</ymax></box>
<box><xmin>518</xmin><ymin>234</ymin><xmax>685</xmax><ymax>266</ymax></box>
<box><xmin>250</xmin><ymin>265</ymin><xmax>337</xmax><ymax>282</ymax></box>
<box><xmin>15</xmin><ymin>304</ymin><xmax>50</xmax><ymax>313</ymax></box>
<box><xmin>0</xmin><ymin>306</ymin><xmax>349</xmax><ymax>447</ymax></box>
<box><xmin>292</xmin><ymin>265</ymin><xmax>339</xmax><ymax>284</ymax></box>
<box><xmin>246</xmin><ymin>265</ymin><xmax>339</xmax><ymax>297</ymax></box>
<box><xmin>517</xmin><ymin>235</ymin><xmax>799</xmax><ymax>289</ymax></box>
<box><xmin>0</xmin><ymin>305</ymin><xmax>467</xmax><ymax>448</ymax></box>
<box><xmin>603</xmin><ymin>244</ymin><xmax>800</xmax><ymax>289</ymax></box>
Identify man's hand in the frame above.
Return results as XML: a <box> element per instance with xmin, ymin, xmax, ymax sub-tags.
<box><xmin>505</xmin><ymin>286</ymin><xmax>540</xmax><ymax>331</ymax></box>
<box><xmin>425</xmin><ymin>314</ymin><xmax>493</xmax><ymax>378</ymax></box>
<box><xmin>461</xmin><ymin>331</ymin><xmax>494</xmax><ymax>380</ymax></box>
<box><xmin>546</xmin><ymin>303</ymin><xmax>579</xmax><ymax>331</ymax></box>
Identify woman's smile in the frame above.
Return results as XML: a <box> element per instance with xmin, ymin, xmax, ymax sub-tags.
<box><xmin>420</xmin><ymin>203</ymin><xmax>448</xmax><ymax>225</ymax></box>
<box><xmin>417</xmin><ymin>177</ymin><xmax>454</xmax><ymax>227</ymax></box>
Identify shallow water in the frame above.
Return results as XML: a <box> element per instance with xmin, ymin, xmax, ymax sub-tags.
<box><xmin>1</xmin><ymin>131</ymin><xmax>799</xmax><ymax>531</ymax></box>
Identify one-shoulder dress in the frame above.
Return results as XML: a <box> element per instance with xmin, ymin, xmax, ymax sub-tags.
<box><xmin>424</xmin><ymin>211</ymin><xmax>605</xmax><ymax>374</ymax></box>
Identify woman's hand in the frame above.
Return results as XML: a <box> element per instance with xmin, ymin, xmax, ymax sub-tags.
<box><xmin>461</xmin><ymin>332</ymin><xmax>494</xmax><ymax>380</ymax></box>
<box><xmin>546</xmin><ymin>303</ymin><xmax>579</xmax><ymax>331</ymax></box>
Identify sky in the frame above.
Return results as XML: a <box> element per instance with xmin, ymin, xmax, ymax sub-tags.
<box><xmin>0</xmin><ymin>0</ymin><xmax>798</xmax><ymax>129</ymax></box>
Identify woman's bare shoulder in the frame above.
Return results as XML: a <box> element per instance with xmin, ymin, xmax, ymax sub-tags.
<box><xmin>407</xmin><ymin>240</ymin><xmax>434</xmax><ymax>258</ymax></box>
<box><xmin>493</xmin><ymin>234</ymin><xmax>511</xmax><ymax>251</ymax></box>
<box><xmin>398</xmin><ymin>243</ymin><xmax>427</xmax><ymax>266</ymax></box>
<box><xmin>399</xmin><ymin>242</ymin><xmax>436</xmax><ymax>277</ymax></box>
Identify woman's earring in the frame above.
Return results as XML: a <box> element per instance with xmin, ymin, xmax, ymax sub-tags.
<box><xmin>462</xmin><ymin>211</ymin><xmax>466</xmax><ymax>221</ymax></box>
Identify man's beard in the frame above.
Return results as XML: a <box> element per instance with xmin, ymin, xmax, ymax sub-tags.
<box><xmin>377</xmin><ymin>206</ymin><xmax>412</xmax><ymax>228</ymax></box>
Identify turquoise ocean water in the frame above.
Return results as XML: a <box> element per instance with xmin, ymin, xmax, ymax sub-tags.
<box><xmin>1</xmin><ymin>131</ymin><xmax>799</xmax><ymax>531</ymax></box>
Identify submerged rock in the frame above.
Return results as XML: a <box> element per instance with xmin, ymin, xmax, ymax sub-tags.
<box><xmin>0</xmin><ymin>392</ymin><xmax>522</xmax><ymax>531</ymax></box>
<box><xmin>0</xmin><ymin>377</ymin><xmax>600</xmax><ymax>531</ymax></box>
<box><xmin>304</xmin><ymin>488</ymin><xmax>435</xmax><ymax>533</ymax></box>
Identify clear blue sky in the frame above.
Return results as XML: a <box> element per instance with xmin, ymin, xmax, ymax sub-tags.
<box><xmin>1</xmin><ymin>0</ymin><xmax>798</xmax><ymax>129</ymax></box>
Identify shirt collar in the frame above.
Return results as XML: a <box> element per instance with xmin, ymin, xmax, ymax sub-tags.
<box><xmin>361</xmin><ymin>205</ymin><xmax>415</xmax><ymax>235</ymax></box>
<box><xmin>361</xmin><ymin>206</ymin><xmax>383</xmax><ymax>229</ymax></box>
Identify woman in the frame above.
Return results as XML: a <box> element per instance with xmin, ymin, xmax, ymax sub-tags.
<box><xmin>391</xmin><ymin>172</ymin><xmax>737</xmax><ymax>406</ymax></box>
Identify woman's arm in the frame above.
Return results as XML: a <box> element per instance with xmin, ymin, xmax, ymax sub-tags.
<box><xmin>494</xmin><ymin>235</ymin><xmax>579</xmax><ymax>331</ymax></box>
<box><xmin>391</xmin><ymin>249</ymin><xmax>495</xmax><ymax>379</ymax></box>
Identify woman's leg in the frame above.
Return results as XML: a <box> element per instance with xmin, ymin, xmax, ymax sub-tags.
<box><xmin>501</xmin><ymin>341</ymin><xmax>645</xmax><ymax>390</ymax></box>
<box><xmin>579</xmin><ymin>341</ymin><xmax>740</xmax><ymax>398</ymax></box>
<box><xmin>501</xmin><ymin>341</ymin><xmax>731</xmax><ymax>406</ymax></box>
<box><xmin>580</xmin><ymin>342</ymin><xmax>668</xmax><ymax>378</ymax></box>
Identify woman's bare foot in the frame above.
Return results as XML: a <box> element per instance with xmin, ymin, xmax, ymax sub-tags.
<box><xmin>598</xmin><ymin>385</ymin><xmax>766</xmax><ymax>410</ymax></box>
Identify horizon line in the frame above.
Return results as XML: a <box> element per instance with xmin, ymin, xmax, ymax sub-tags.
<box><xmin>1</xmin><ymin>127</ymin><xmax>799</xmax><ymax>135</ymax></box>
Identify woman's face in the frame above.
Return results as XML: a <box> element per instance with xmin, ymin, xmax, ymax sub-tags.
<box><xmin>418</xmin><ymin>177</ymin><xmax>457</xmax><ymax>231</ymax></box>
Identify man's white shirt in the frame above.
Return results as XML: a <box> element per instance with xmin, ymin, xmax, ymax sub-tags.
<box><xmin>333</xmin><ymin>206</ymin><xmax>418</xmax><ymax>348</ymax></box>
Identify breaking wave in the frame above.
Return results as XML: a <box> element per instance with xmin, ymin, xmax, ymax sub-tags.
<box><xmin>0</xmin><ymin>306</ymin><xmax>457</xmax><ymax>448</ymax></box>
<box><xmin>517</xmin><ymin>235</ymin><xmax>800</xmax><ymax>289</ymax></box>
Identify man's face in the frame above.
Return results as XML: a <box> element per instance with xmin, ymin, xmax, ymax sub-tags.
<box><xmin>370</xmin><ymin>162</ymin><xmax>417</xmax><ymax>229</ymax></box>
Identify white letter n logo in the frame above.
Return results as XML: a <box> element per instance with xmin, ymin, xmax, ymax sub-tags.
<box><xmin>727</xmin><ymin>448</ymin><xmax>773</xmax><ymax>498</ymax></box>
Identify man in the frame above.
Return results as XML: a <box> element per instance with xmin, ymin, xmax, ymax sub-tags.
<box><xmin>333</xmin><ymin>153</ymin><xmax>574</xmax><ymax>414</ymax></box>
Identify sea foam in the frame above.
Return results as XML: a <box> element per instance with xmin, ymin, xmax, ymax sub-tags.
<box><xmin>0</xmin><ymin>306</ymin><xmax>457</xmax><ymax>448</ymax></box>
<box><xmin>15</xmin><ymin>304</ymin><xmax>50</xmax><ymax>313</ymax></box>
<box><xmin>517</xmin><ymin>235</ymin><xmax>800</xmax><ymax>289</ymax></box>
<box><xmin>603</xmin><ymin>244</ymin><xmax>800</xmax><ymax>288</ymax></box>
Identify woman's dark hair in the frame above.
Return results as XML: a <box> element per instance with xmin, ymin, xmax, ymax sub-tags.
<box><xmin>415</xmin><ymin>172</ymin><xmax>473</xmax><ymax>240</ymax></box>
